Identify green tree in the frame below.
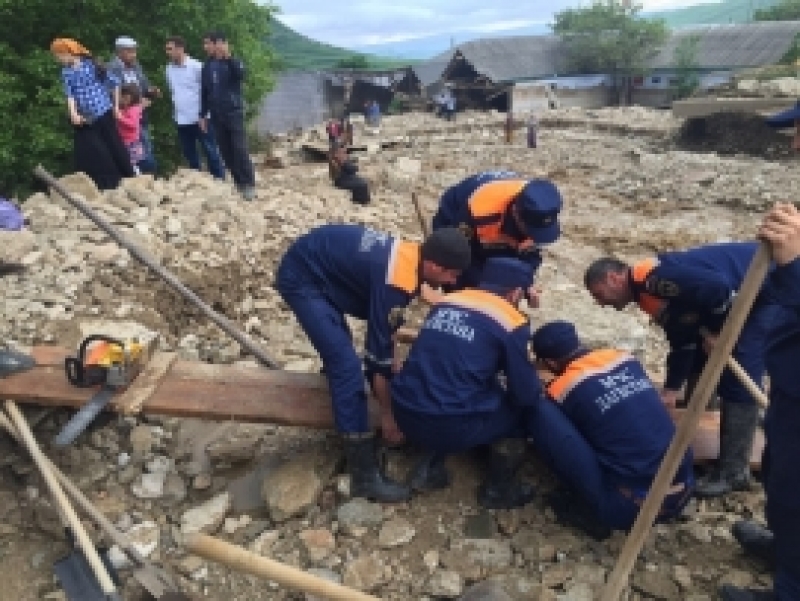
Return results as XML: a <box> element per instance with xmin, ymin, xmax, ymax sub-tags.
<box><xmin>0</xmin><ymin>0</ymin><xmax>277</xmax><ymax>196</ymax></box>
<box><xmin>755</xmin><ymin>0</ymin><xmax>800</xmax><ymax>22</ymax></box>
<box><xmin>672</xmin><ymin>34</ymin><xmax>700</xmax><ymax>100</ymax></box>
<box><xmin>334</xmin><ymin>54</ymin><xmax>371</xmax><ymax>69</ymax></box>
<box><xmin>552</xmin><ymin>2</ymin><xmax>668</xmax><ymax>103</ymax></box>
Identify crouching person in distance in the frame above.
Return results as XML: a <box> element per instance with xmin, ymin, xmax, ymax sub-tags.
<box><xmin>528</xmin><ymin>321</ymin><xmax>695</xmax><ymax>539</ymax></box>
<box><xmin>275</xmin><ymin>224</ymin><xmax>471</xmax><ymax>503</ymax></box>
<box><xmin>390</xmin><ymin>257</ymin><xmax>543</xmax><ymax>509</ymax></box>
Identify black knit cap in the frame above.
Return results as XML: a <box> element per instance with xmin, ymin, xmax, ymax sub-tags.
<box><xmin>421</xmin><ymin>227</ymin><xmax>471</xmax><ymax>271</ymax></box>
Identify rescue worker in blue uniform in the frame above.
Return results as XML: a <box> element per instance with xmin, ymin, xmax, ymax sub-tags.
<box><xmin>390</xmin><ymin>257</ymin><xmax>543</xmax><ymax>509</ymax></box>
<box><xmin>529</xmin><ymin>321</ymin><xmax>694</xmax><ymax>539</ymax></box>
<box><xmin>721</xmin><ymin>203</ymin><xmax>800</xmax><ymax>601</ymax></box>
<box><xmin>275</xmin><ymin>224</ymin><xmax>471</xmax><ymax>503</ymax></box>
<box><xmin>431</xmin><ymin>171</ymin><xmax>563</xmax><ymax>293</ymax></box>
<box><xmin>583</xmin><ymin>242</ymin><xmax>778</xmax><ymax>498</ymax></box>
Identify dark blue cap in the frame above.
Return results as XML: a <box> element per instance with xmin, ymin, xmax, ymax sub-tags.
<box><xmin>531</xmin><ymin>320</ymin><xmax>581</xmax><ymax>360</ymax></box>
<box><xmin>478</xmin><ymin>257</ymin><xmax>535</xmax><ymax>294</ymax></box>
<box><xmin>766</xmin><ymin>101</ymin><xmax>800</xmax><ymax>129</ymax></box>
<box><xmin>516</xmin><ymin>179</ymin><xmax>562</xmax><ymax>245</ymax></box>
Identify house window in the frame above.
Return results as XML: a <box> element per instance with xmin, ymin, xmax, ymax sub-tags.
<box><xmin>668</xmin><ymin>78</ymin><xmax>680</xmax><ymax>85</ymax></box>
<box><xmin>633</xmin><ymin>75</ymin><xmax>644</xmax><ymax>86</ymax></box>
<box><xmin>651</xmin><ymin>76</ymin><xmax>661</xmax><ymax>84</ymax></box>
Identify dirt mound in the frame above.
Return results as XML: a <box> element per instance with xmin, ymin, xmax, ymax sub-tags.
<box><xmin>676</xmin><ymin>112</ymin><xmax>796</xmax><ymax>160</ymax></box>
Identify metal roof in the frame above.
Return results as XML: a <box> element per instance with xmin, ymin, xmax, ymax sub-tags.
<box><xmin>421</xmin><ymin>21</ymin><xmax>800</xmax><ymax>83</ymax></box>
<box><xmin>650</xmin><ymin>21</ymin><xmax>800</xmax><ymax>70</ymax></box>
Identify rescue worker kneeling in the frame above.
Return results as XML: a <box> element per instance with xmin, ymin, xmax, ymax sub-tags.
<box><xmin>529</xmin><ymin>321</ymin><xmax>695</xmax><ymax>538</ymax></box>
<box><xmin>390</xmin><ymin>257</ymin><xmax>543</xmax><ymax>509</ymax></box>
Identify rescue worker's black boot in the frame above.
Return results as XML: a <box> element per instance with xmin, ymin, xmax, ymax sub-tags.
<box><xmin>344</xmin><ymin>433</ymin><xmax>410</xmax><ymax>503</ymax></box>
<box><xmin>695</xmin><ymin>402</ymin><xmax>759</xmax><ymax>498</ymax></box>
<box><xmin>733</xmin><ymin>520</ymin><xmax>776</xmax><ymax>568</ymax></box>
<box><xmin>546</xmin><ymin>488</ymin><xmax>613</xmax><ymax>541</ymax></box>
<box><xmin>720</xmin><ymin>585</ymin><xmax>775</xmax><ymax>600</ymax></box>
<box><xmin>0</xmin><ymin>348</ymin><xmax>35</xmax><ymax>378</ymax></box>
<box><xmin>476</xmin><ymin>439</ymin><xmax>535</xmax><ymax>510</ymax></box>
<box><xmin>407</xmin><ymin>452</ymin><xmax>450</xmax><ymax>492</ymax></box>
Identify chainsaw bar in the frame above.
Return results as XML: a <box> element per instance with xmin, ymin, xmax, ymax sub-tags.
<box><xmin>54</xmin><ymin>387</ymin><xmax>117</xmax><ymax>447</ymax></box>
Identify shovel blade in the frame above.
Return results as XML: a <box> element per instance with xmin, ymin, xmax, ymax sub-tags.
<box><xmin>132</xmin><ymin>564</ymin><xmax>179</xmax><ymax>598</ymax></box>
<box><xmin>53</xmin><ymin>551</ymin><xmax>111</xmax><ymax>601</ymax></box>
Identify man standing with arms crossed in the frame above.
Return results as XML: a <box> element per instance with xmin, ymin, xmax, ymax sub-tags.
<box><xmin>165</xmin><ymin>36</ymin><xmax>225</xmax><ymax>179</ymax></box>
<box><xmin>200</xmin><ymin>32</ymin><xmax>256</xmax><ymax>201</ymax></box>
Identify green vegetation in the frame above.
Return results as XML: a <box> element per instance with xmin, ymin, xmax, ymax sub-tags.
<box><xmin>553</xmin><ymin>3</ymin><xmax>668</xmax><ymax>102</ymax></box>
<box><xmin>672</xmin><ymin>35</ymin><xmax>701</xmax><ymax>99</ymax></box>
<box><xmin>755</xmin><ymin>0</ymin><xmax>800</xmax><ymax>20</ymax></box>
<box><xmin>268</xmin><ymin>19</ymin><xmax>413</xmax><ymax>71</ymax></box>
<box><xmin>0</xmin><ymin>0</ymin><xmax>277</xmax><ymax>196</ymax></box>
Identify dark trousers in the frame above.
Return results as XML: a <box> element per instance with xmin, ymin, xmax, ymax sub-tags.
<box><xmin>74</xmin><ymin>110</ymin><xmax>135</xmax><ymax>190</ymax></box>
<box><xmin>137</xmin><ymin>124</ymin><xmax>157</xmax><ymax>174</ymax></box>
<box><xmin>527</xmin><ymin>399</ymin><xmax>693</xmax><ymax>530</ymax></box>
<box><xmin>177</xmin><ymin>123</ymin><xmax>225</xmax><ymax>179</ymax></box>
<box><xmin>275</xmin><ymin>258</ymin><xmax>369</xmax><ymax>434</ymax></box>
<box><xmin>763</xmin><ymin>390</ymin><xmax>800</xmax><ymax>600</ymax></box>
<box><xmin>392</xmin><ymin>401</ymin><xmax>527</xmax><ymax>454</ymax></box>
<box><xmin>211</xmin><ymin>112</ymin><xmax>254</xmax><ymax>187</ymax></box>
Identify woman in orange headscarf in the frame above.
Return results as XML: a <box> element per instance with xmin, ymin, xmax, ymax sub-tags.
<box><xmin>50</xmin><ymin>38</ymin><xmax>134</xmax><ymax>190</ymax></box>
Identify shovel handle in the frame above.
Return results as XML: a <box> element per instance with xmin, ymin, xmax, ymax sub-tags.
<box><xmin>185</xmin><ymin>533</ymin><xmax>379</xmax><ymax>601</ymax></box>
<box><xmin>725</xmin><ymin>355</ymin><xmax>769</xmax><ymax>408</ymax></box>
<box><xmin>4</xmin><ymin>401</ymin><xmax>118</xmax><ymax>597</ymax></box>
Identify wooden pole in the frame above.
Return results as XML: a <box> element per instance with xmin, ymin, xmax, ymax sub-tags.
<box><xmin>725</xmin><ymin>356</ymin><xmax>769</xmax><ymax>408</ymax></box>
<box><xmin>184</xmin><ymin>533</ymin><xmax>380</xmax><ymax>601</ymax></box>
<box><xmin>411</xmin><ymin>192</ymin><xmax>430</xmax><ymax>237</ymax></box>
<box><xmin>5</xmin><ymin>401</ymin><xmax>120</xmax><ymax>599</ymax></box>
<box><xmin>600</xmin><ymin>242</ymin><xmax>772</xmax><ymax>601</ymax></box>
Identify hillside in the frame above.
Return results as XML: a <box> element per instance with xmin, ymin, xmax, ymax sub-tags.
<box><xmin>646</xmin><ymin>0</ymin><xmax>783</xmax><ymax>27</ymax></box>
<box><xmin>268</xmin><ymin>18</ymin><xmax>413</xmax><ymax>70</ymax></box>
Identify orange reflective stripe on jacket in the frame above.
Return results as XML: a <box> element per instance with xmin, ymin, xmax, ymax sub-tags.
<box><xmin>547</xmin><ymin>348</ymin><xmax>632</xmax><ymax>403</ymax></box>
<box><xmin>468</xmin><ymin>179</ymin><xmax>529</xmax><ymax>248</ymax></box>
<box><xmin>386</xmin><ymin>240</ymin><xmax>420</xmax><ymax>294</ymax></box>
<box><xmin>631</xmin><ymin>258</ymin><xmax>665</xmax><ymax>318</ymax></box>
<box><xmin>444</xmin><ymin>289</ymin><xmax>527</xmax><ymax>332</ymax></box>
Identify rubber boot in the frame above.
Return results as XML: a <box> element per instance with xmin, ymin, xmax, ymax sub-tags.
<box><xmin>0</xmin><ymin>349</ymin><xmax>35</xmax><ymax>378</ymax></box>
<box><xmin>720</xmin><ymin>585</ymin><xmax>775</xmax><ymax>601</ymax></box>
<box><xmin>695</xmin><ymin>402</ymin><xmax>759</xmax><ymax>498</ymax></box>
<box><xmin>476</xmin><ymin>439</ymin><xmax>535</xmax><ymax>510</ymax></box>
<box><xmin>344</xmin><ymin>433</ymin><xmax>410</xmax><ymax>503</ymax></box>
<box><xmin>733</xmin><ymin>520</ymin><xmax>776</xmax><ymax>568</ymax></box>
<box><xmin>407</xmin><ymin>452</ymin><xmax>450</xmax><ymax>492</ymax></box>
<box><xmin>546</xmin><ymin>488</ymin><xmax>612</xmax><ymax>541</ymax></box>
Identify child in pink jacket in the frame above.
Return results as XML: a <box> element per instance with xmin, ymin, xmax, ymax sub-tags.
<box><xmin>116</xmin><ymin>83</ymin><xmax>148</xmax><ymax>172</ymax></box>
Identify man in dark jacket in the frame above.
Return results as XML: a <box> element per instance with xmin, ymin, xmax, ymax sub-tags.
<box><xmin>200</xmin><ymin>32</ymin><xmax>256</xmax><ymax>201</ymax></box>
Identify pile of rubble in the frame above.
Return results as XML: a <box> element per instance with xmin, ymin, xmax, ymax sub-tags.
<box><xmin>0</xmin><ymin>106</ymin><xmax>793</xmax><ymax>600</ymax></box>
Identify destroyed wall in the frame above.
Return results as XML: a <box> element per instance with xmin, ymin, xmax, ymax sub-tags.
<box><xmin>257</xmin><ymin>71</ymin><xmax>335</xmax><ymax>135</ymax></box>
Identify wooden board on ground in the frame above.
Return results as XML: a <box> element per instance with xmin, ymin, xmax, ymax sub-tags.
<box><xmin>0</xmin><ymin>346</ymin><xmax>763</xmax><ymax>468</ymax></box>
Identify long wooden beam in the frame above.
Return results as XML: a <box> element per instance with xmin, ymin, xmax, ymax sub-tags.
<box><xmin>0</xmin><ymin>347</ymin><xmax>764</xmax><ymax>467</ymax></box>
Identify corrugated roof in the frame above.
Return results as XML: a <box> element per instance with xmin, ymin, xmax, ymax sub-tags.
<box><xmin>650</xmin><ymin>21</ymin><xmax>800</xmax><ymax>69</ymax></box>
<box><xmin>456</xmin><ymin>35</ymin><xmax>566</xmax><ymax>82</ymax></box>
<box><xmin>411</xmin><ymin>50</ymin><xmax>453</xmax><ymax>86</ymax></box>
<box><xmin>436</xmin><ymin>21</ymin><xmax>800</xmax><ymax>83</ymax></box>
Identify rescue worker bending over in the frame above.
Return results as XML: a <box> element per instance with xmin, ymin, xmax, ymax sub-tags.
<box><xmin>390</xmin><ymin>257</ymin><xmax>543</xmax><ymax>509</ymax></box>
<box><xmin>584</xmin><ymin>242</ymin><xmax>778</xmax><ymax>498</ymax></box>
<box><xmin>275</xmin><ymin>224</ymin><xmax>470</xmax><ymax>503</ymax></box>
<box><xmin>529</xmin><ymin>321</ymin><xmax>694</xmax><ymax>539</ymax></box>
<box><xmin>431</xmin><ymin>171</ymin><xmax>563</xmax><ymax>292</ymax></box>
<box><xmin>722</xmin><ymin>203</ymin><xmax>800</xmax><ymax>601</ymax></box>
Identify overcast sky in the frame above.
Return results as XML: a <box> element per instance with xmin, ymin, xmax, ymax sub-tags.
<box><xmin>276</xmin><ymin>0</ymin><xmax>713</xmax><ymax>48</ymax></box>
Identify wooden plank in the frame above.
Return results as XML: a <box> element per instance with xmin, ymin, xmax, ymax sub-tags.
<box><xmin>0</xmin><ymin>347</ymin><xmax>764</xmax><ymax>467</ymax></box>
<box><xmin>113</xmin><ymin>351</ymin><xmax>178</xmax><ymax>415</ymax></box>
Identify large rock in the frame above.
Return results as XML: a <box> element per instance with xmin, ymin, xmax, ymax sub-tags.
<box><xmin>181</xmin><ymin>492</ymin><xmax>231</xmax><ymax>535</ymax></box>
<box><xmin>342</xmin><ymin>554</ymin><xmax>388</xmax><ymax>592</ymax></box>
<box><xmin>336</xmin><ymin>498</ymin><xmax>385</xmax><ymax>534</ymax></box>
<box><xmin>261</xmin><ymin>449</ymin><xmax>341</xmax><ymax>522</ymax></box>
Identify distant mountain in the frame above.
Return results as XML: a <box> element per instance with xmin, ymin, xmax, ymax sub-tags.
<box><xmin>268</xmin><ymin>19</ymin><xmax>414</xmax><ymax>70</ymax></box>
<box><xmin>644</xmin><ymin>0</ymin><xmax>783</xmax><ymax>27</ymax></box>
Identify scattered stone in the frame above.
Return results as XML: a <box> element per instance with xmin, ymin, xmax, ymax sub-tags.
<box><xmin>464</xmin><ymin>511</ymin><xmax>496</xmax><ymax>539</ymax></box>
<box><xmin>342</xmin><ymin>554</ymin><xmax>388</xmax><ymax>592</ymax></box>
<box><xmin>108</xmin><ymin>521</ymin><xmax>159</xmax><ymax>569</ymax></box>
<box><xmin>378</xmin><ymin>517</ymin><xmax>415</xmax><ymax>548</ymax></box>
<box><xmin>336</xmin><ymin>498</ymin><xmax>385</xmax><ymax>534</ymax></box>
<box><xmin>632</xmin><ymin>570</ymin><xmax>680</xmax><ymax>600</ymax></box>
<box><xmin>299</xmin><ymin>528</ymin><xmax>336</xmax><ymax>562</ymax></box>
<box><xmin>262</xmin><ymin>450</ymin><xmax>339</xmax><ymax>522</ymax></box>
<box><xmin>458</xmin><ymin>580</ymin><xmax>514</xmax><ymax>601</ymax></box>
<box><xmin>181</xmin><ymin>492</ymin><xmax>231</xmax><ymax>535</ymax></box>
<box><xmin>248</xmin><ymin>529</ymin><xmax>280</xmax><ymax>556</ymax></box>
<box><xmin>426</xmin><ymin>569</ymin><xmax>464</xmax><ymax>598</ymax></box>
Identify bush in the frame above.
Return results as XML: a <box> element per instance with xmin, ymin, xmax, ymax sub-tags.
<box><xmin>0</xmin><ymin>0</ymin><xmax>277</xmax><ymax>197</ymax></box>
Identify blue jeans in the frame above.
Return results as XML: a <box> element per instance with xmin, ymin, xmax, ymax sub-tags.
<box><xmin>137</xmin><ymin>124</ymin><xmax>157</xmax><ymax>174</ymax></box>
<box><xmin>528</xmin><ymin>399</ymin><xmax>693</xmax><ymax>531</ymax></box>
<box><xmin>177</xmin><ymin>122</ymin><xmax>225</xmax><ymax>179</ymax></box>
